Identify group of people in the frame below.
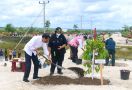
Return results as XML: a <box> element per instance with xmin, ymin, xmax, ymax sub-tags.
<box><xmin>0</xmin><ymin>48</ymin><xmax>22</xmax><ymax>61</ymax></box>
<box><xmin>23</xmin><ymin>27</ymin><xmax>116</xmax><ymax>82</ymax></box>
<box><xmin>23</xmin><ymin>27</ymin><xmax>88</xmax><ymax>82</ymax></box>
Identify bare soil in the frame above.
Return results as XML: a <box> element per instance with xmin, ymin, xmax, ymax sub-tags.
<box><xmin>34</xmin><ymin>76</ymin><xmax>110</xmax><ymax>85</ymax></box>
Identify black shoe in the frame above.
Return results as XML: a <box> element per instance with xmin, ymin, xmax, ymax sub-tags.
<box><xmin>57</xmin><ymin>71</ymin><xmax>63</xmax><ymax>75</ymax></box>
<box><xmin>49</xmin><ymin>72</ymin><xmax>54</xmax><ymax>76</ymax></box>
<box><xmin>23</xmin><ymin>79</ymin><xmax>30</xmax><ymax>82</ymax></box>
<box><xmin>68</xmin><ymin>57</ymin><xmax>72</xmax><ymax>59</ymax></box>
<box><xmin>104</xmin><ymin>64</ymin><xmax>108</xmax><ymax>66</ymax></box>
<box><xmin>33</xmin><ymin>76</ymin><xmax>41</xmax><ymax>79</ymax></box>
<box><xmin>72</xmin><ymin>59</ymin><xmax>76</xmax><ymax>63</ymax></box>
<box><xmin>112</xmin><ymin>64</ymin><xmax>115</xmax><ymax>66</ymax></box>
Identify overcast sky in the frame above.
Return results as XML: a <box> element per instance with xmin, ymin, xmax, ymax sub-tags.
<box><xmin>0</xmin><ymin>0</ymin><xmax>132</xmax><ymax>29</ymax></box>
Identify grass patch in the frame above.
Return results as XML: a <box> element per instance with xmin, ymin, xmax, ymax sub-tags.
<box><xmin>116</xmin><ymin>46</ymin><xmax>132</xmax><ymax>60</ymax></box>
<box><xmin>0</xmin><ymin>42</ymin><xmax>25</xmax><ymax>49</ymax></box>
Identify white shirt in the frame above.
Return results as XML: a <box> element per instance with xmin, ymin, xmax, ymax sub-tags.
<box><xmin>78</xmin><ymin>38</ymin><xmax>83</xmax><ymax>48</ymax></box>
<box><xmin>78</xmin><ymin>36</ymin><xmax>84</xmax><ymax>49</ymax></box>
<box><xmin>24</xmin><ymin>36</ymin><xmax>49</xmax><ymax>56</ymax></box>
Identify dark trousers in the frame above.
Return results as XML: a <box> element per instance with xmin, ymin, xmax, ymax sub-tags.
<box><xmin>5</xmin><ymin>55</ymin><xmax>8</xmax><ymax>61</ymax></box>
<box><xmin>13</xmin><ymin>55</ymin><xmax>16</xmax><ymax>58</ymax></box>
<box><xmin>106</xmin><ymin>49</ymin><xmax>115</xmax><ymax>66</ymax></box>
<box><xmin>18</xmin><ymin>53</ymin><xmax>21</xmax><ymax>58</ymax></box>
<box><xmin>50</xmin><ymin>52</ymin><xmax>64</xmax><ymax>73</ymax></box>
<box><xmin>23</xmin><ymin>52</ymin><xmax>39</xmax><ymax>80</ymax></box>
<box><xmin>9</xmin><ymin>55</ymin><xmax>12</xmax><ymax>60</ymax></box>
<box><xmin>69</xmin><ymin>47</ymin><xmax>72</xmax><ymax>59</ymax></box>
<box><xmin>70</xmin><ymin>46</ymin><xmax>78</xmax><ymax>63</ymax></box>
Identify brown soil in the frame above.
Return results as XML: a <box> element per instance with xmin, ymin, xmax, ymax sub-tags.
<box><xmin>34</xmin><ymin>76</ymin><xmax>110</xmax><ymax>85</ymax></box>
<box><xmin>67</xmin><ymin>67</ymin><xmax>84</xmax><ymax>77</ymax></box>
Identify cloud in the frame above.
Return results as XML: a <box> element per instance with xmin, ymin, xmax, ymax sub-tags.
<box><xmin>0</xmin><ymin>0</ymin><xmax>132</xmax><ymax>29</ymax></box>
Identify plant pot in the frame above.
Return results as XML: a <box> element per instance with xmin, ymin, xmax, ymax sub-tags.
<box><xmin>120</xmin><ymin>70</ymin><xmax>130</xmax><ymax>80</ymax></box>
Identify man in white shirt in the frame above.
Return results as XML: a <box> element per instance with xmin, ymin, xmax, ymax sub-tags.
<box><xmin>23</xmin><ymin>33</ymin><xmax>50</xmax><ymax>82</ymax></box>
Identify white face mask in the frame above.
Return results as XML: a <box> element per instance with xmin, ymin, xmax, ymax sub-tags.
<box><xmin>57</xmin><ymin>33</ymin><xmax>60</xmax><ymax>37</ymax></box>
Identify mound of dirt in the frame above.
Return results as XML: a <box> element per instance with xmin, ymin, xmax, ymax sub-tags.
<box><xmin>67</xmin><ymin>67</ymin><xmax>84</xmax><ymax>78</ymax></box>
<box><xmin>34</xmin><ymin>76</ymin><xmax>110</xmax><ymax>85</ymax></box>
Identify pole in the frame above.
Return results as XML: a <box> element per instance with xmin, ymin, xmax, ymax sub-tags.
<box><xmin>81</xmin><ymin>16</ymin><xmax>82</xmax><ymax>30</ymax></box>
<box><xmin>43</xmin><ymin>1</ymin><xmax>45</xmax><ymax>33</ymax></box>
<box><xmin>39</xmin><ymin>1</ymin><xmax>49</xmax><ymax>33</ymax></box>
<box><xmin>92</xmin><ymin>49</ymin><xmax>95</xmax><ymax>80</ymax></box>
<box><xmin>100</xmin><ymin>64</ymin><xmax>103</xmax><ymax>85</ymax></box>
<box><xmin>90</xmin><ymin>17</ymin><xmax>93</xmax><ymax>34</ymax></box>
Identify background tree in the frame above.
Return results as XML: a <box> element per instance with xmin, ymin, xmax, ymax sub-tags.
<box><xmin>121</xmin><ymin>25</ymin><xmax>132</xmax><ymax>38</ymax></box>
<box><xmin>129</xmin><ymin>26</ymin><xmax>132</xmax><ymax>35</ymax></box>
<box><xmin>5</xmin><ymin>24</ymin><xmax>16</xmax><ymax>32</ymax></box>
<box><xmin>28</xmin><ymin>27</ymin><xmax>36</xmax><ymax>33</ymax></box>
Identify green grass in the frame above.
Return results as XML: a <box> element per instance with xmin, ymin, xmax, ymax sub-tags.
<box><xmin>0</xmin><ymin>42</ymin><xmax>25</xmax><ymax>49</ymax></box>
<box><xmin>116</xmin><ymin>46</ymin><xmax>132</xmax><ymax>60</ymax></box>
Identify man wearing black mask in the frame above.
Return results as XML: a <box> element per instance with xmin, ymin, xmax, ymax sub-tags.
<box><xmin>48</xmin><ymin>27</ymin><xmax>67</xmax><ymax>76</ymax></box>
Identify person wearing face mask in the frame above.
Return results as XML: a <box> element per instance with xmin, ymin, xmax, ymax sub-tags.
<box><xmin>48</xmin><ymin>27</ymin><xmax>67</xmax><ymax>76</ymax></box>
<box><xmin>23</xmin><ymin>33</ymin><xmax>51</xmax><ymax>82</ymax></box>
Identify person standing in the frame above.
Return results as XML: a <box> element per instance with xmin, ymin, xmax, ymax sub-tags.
<box><xmin>48</xmin><ymin>27</ymin><xmax>67</xmax><ymax>76</ymax></box>
<box><xmin>0</xmin><ymin>49</ymin><xmax>4</xmax><ymax>61</ymax></box>
<box><xmin>126</xmin><ymin>38</ymin><xmax>128</xmax><ymax>44</ymax></box>
<box><xmin>105</xmin><ymin>37</ymin><xmax>116</xmax><ymax>66</ymax></box>
<box><xmin>23</xmin><ymin>33</ymin><xmax>50</xmax><ymax>82</ymax></box>
<box><xmin>4</xmin><ymin>48</ymin><xmax>8</xmax><ymax>61</ymax></box>
<box><xmin>18</xmin><ymin>49</ymin><xmax>22</xmax><ymax>58</ymax></box>
<box><xmin>8</xmin><ymin>49</ymin><xmax>12</xmax><ymax>60</ymax></box>
<box><xmin>66</xmin><ymin>34</ymin><xmax>74</xmax><ymax>59</ymax></box>
<box><xmin>68</xmin><ymin>35</ymin><xmax>87</xmax><ymax>63</ymax></box>
<box><xmin>12</xmin><ymin>49</ymin><xmax>17</xmax><ymax>58</ymax></box>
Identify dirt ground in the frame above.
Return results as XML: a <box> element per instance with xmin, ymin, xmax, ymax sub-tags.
<box><xmin>34</xmin><ymin>76</ymin><xmax>110</xmax><ymax>85</ymax></box>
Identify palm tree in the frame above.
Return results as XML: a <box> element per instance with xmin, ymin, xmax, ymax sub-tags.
<box><xmin>45</xmin><ymin>20</ymin><xmax>51</xmax><ymax>31</ymax></box>
<box><xmin>73</xmin><ymin>24</ymin><xmax>78</xmax><ymax>31</ymax></box>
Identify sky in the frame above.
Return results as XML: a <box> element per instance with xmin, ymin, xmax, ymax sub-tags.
<box><xmin>0</xmin><ymin>0</ymin><xmax>132</xmax><ymax>30</ymax></box>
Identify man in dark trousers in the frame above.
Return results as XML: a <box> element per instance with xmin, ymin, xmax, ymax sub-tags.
<box><xmin>23</xmin><ymin>33</ymin><xmax>50</xmax><ymax>82</ymax></box>
<box><xmin>105</xmin><ymin>37</ymin><xmax>116</xmax><ymax>66</ymax></box>
<box><xmin>48</xmin><ymin>27</ymin><xmax>67</xmax><ymax>76</ymax></box>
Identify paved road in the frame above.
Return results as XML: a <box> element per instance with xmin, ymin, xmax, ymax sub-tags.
<box><xmin>111</xmin><ymin>33</ymin><xmax>132</xmax><ymax>46</ymax></box>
